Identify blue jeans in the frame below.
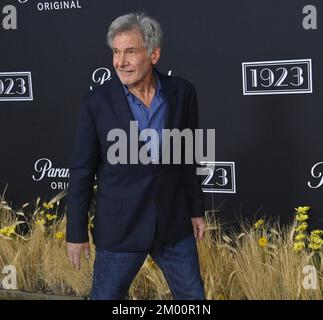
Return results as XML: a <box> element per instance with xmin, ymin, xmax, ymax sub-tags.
<box><xmin>90</xmin><ymin>235</ymin><xmax>205</xmax><ymax>300</ymax></box>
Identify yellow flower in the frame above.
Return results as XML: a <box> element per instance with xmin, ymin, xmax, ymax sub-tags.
<box><xmin>36</xmin><ymin>218</ymin><xmax>45</xmax><ymax>226</ymax></box>
<box><xmin>295</xmin><ymin>233</ymin><xmax>305</xmax><ymax>241</ymax></box>
<box><xmin>310</xmin><ymin>236</ymin><xmax>322</xmax><ymax>245</ymax></box>
<box><xmin>258</xmin><ymin>237</ymin><xmax>268</xmax><ymax>247</ymax></box>
<box><xmin>311</xmin><ymin>230</ymin><xmax>323</xmax><ymax>237</ymax></box>
<box><xmin>0</xmin><ymin>227</ymin><xmax>8</xmax><ymax>235</ymax></box>
<box><xmin>296</xmin><ymin>213</ymin><xmax>309</xmax><ymax>222</ymax></box>
<box><xmin>0</xmin><ymin>225</ymin><xmax>16</xmax><ymax>237</ymax></box>
<box><xmin>43</xmin><ymin>202</ymin><xmax>54</xmax><ymax>210</ymax></box>
<box><xmin>310</xmin><ymin>230</ymin><xmax>323</xmax><ymax>247</ymax></box>
<box><xmin>309</xmin><ymin>243</ymin><xmax>322</xmax><ymax>250</ymax></box>
<box><xmin>293</xmin><ymin>241</ymin><xmax>305</xmax><ymax>252</ymax></box>
<box><xmin>295</xmin><ymin>206</ymin><xmax>310</xmax><ymax>214</ymax></box>
<box><xmin>6</xmin><ymin>226</ymin><xmax>15</xmax><ymax>236</ymax></box>
<box><xmin>55</xmin><ymin>232</ymin><xmax>64</xmax><ymax>240</ymax></box>
<box><xmin>295</xmin><ymin>222</ymin><xmax>308</xmax><ymax>232</ymax></box>
<box><xmin>46</xmin><ymin>214</ymin><xmax>57</xmax><ymax>221</ymax></box>
<box><xmin>254</xmin><ymin>219</ymin><xmax>265</xmax><ymax>229</ymax></box>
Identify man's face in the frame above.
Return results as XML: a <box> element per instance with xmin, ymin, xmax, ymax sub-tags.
<box><xmin>112</xmin><ymin>30</ymin><xmax>160</xmax><ymax>88</ymax></box>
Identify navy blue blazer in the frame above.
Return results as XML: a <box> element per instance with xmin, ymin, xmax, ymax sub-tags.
<box><xmin>66</xmin><ymin>69</ymin><xmax>205</xmax><ymax>251</ymax></box>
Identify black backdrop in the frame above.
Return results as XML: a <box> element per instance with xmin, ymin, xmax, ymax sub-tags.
<box><xmin>0</xmin><ymin>0</ymin><xmax>322</xmax><ymax>226</ymax></box>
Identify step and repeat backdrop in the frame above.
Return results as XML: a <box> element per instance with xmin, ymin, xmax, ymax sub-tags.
<box><xmin>0</xmin><ymin>0</ymin><xmax>322</xmax><ymax>226</ymax></box>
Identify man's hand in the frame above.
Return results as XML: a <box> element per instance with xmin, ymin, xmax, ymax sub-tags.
<box><xmin>191</xmin><ymin>217</ymin><xmax>206</xmax><ymax>240</ymax></box>
<box><xmin>67</xmin><ymin>242</ymin><xmax>90</xmax><ymax>270</ymax></box>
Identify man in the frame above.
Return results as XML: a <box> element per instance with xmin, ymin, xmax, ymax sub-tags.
<box><xmin>66</xmin><ymin>12</ymin><xmax>206</xmax><ymax>300</ymax></box>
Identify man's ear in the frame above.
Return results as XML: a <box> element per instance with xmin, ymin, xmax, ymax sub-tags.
<box><xmin>151</xmin><ymin>47</ymin><xmax>161</xmax><ymax>65</ymax></box>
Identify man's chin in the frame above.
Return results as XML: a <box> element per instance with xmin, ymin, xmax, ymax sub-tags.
<box><xmin>116</xmin><ymin>72</ymin><xmax>130</xmax><ymax>82</ymax></box>
<box><xmin>118</xmin><ymin>77</ymin><xmax>133</xmax><ymax>86</ymax></box>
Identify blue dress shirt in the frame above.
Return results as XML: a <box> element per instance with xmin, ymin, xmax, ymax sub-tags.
<box><xmin>123</xmin><ymin>72</ymin><xmax>167</xmax><ymax>163</ymax></box>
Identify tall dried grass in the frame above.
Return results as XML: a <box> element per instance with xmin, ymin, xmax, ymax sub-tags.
<box><xmin>0</xmin><ymin>193</ymin><xmax>322</xmax><ymax>300</ymax></box>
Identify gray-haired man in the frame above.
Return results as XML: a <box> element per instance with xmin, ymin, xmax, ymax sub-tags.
<box><xmin>66</xmin><ymin>12</ymin><xmax>206</xmax><ymax>300</ymax></box>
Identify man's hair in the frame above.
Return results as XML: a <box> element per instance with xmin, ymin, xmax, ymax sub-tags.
<box><xmin>107</xmin><ymin>12</ymin><xmax>162</xmax><ymax>55</ymax></box>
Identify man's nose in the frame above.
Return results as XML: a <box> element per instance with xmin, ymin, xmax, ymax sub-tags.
<box><xmin>119</xmin><ymin>53</ymin><xmax>128</xmax><ymax>67</ymax></box>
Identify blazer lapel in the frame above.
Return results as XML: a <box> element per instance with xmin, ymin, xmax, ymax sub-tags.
<box><xmin>157</xmin><ymin>70</ymin><xmax>176</xmax><ymax>131</ymax></box>
<box><xmin>108</xmin><ymin>78</ymin><xmax>135</xmax><ymax>131</ymax></box>
<box><xmin>108</xmin><ymin>78</ymin><xmax>149</xmax><ymax>155</ymax></box>
<box><xmin>156</xmin><ymin>70</ymin><xmax>177</xmax><ymax>163</ymax></box>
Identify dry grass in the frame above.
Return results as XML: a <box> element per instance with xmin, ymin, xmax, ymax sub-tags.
<box><xmin>0</xmin><ymin>193</ymin><xmax>322</xmax><ymax>300</ymax></box>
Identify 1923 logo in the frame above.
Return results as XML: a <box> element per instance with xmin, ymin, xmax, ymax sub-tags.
<box><xmin>198</xmin><ymin>161</ymin><xmax>236</xmax><ymax>193</ymax></box>
<box><xmin>0</xmin><ymin>72</ymin><xmax>33</xmax><ymax>101</ymax></box>
<box><xmin>242</xmin><ymin>59</ymin><xmax>312</xmax><ymax>95</ymax></box>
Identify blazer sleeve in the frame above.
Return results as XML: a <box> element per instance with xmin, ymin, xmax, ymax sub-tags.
<box><xmin>66</xmin><ymin>97</ymin><xmax>100</xmax><ymax>243</ymax></box>
<box><xmin>182</xmin><ymin>84</ymin><xmax>205</xmax><ymax>218</ymax></box>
